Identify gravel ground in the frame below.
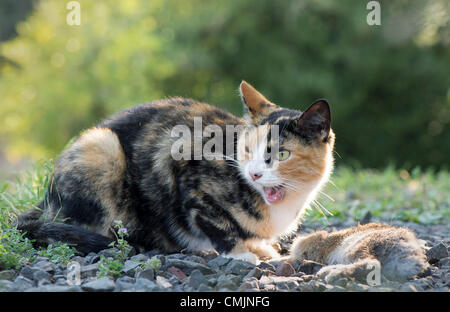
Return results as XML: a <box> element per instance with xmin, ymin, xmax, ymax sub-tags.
<box><xmin>1</xmin><ymin>217</ymin><xmax>448</xmax><ymax>292</ymax></box>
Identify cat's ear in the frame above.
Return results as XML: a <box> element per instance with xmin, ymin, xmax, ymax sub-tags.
<box><xmin>239</xmin><ymin>81</ymin><xmax>277</xmax><ymax>124</ymax></box>
<box><xmin>297</xmin><ymin>99</ymin><xmax>331</xmax><ymax>143</ymax></box>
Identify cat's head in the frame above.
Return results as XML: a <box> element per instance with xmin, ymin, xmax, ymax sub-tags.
<box><xmin>237</xmin><ymin>81</ymin><xmax>335</xmax><ymax>206</ymax></box>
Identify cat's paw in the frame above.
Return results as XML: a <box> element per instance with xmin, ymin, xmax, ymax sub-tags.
<box><xmin>225</xmin><ymin>252</ymin><xmax>260</xmax><ymax>265</ymax></box>
<box><xmin>249</xmin><ymin>242</ymin><xmax>280</xmax><ymax>261</ymax></box>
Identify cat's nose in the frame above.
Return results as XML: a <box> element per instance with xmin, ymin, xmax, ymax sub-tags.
<box><xmin>250</xmin><ymin>172</ymin><xmax>263</xmax><ymax>181</ymax></box>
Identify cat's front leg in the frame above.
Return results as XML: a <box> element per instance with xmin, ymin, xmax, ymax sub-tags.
<box><xmin>192</xmin><ymin>213</ymin><xmax>261</xmax><ymax>265</ymax></box>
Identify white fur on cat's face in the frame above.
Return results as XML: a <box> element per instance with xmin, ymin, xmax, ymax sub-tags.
<box><xmin>237</xmin><ymin>125</ymin><xmax>287</xmax><ymax>206</ymax></box>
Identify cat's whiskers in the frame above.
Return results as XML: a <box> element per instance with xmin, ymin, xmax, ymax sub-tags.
<box><xmin>318</xmin><ymin>190</ymin><xmax>334</xmax><ymax>202</ymax></box>
<box><xmin>312</xmin><ymin>199</ymin><xmax>333</xmax><ymax>216</ymax></box>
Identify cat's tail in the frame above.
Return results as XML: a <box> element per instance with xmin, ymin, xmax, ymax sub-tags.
<box><xmin>16</xmin><ymin>206</ymin><xmax>114</xmax><ymax>254</ymax></box>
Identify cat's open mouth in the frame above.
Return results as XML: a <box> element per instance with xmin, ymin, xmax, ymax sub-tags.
<box><xmin>263</xmin><ymin>185</ymin><xmax>286</xmax><ymax>204</ymax></box>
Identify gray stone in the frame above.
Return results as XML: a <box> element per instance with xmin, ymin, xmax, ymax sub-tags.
<box><xmin>426</xmin><ymin>242</ymin><xmax>449</xmax><ymax>264</ymax></box>
<box><xmin>207</xmin><ymin>277</ymin><xmax>217</xmax><ymax>287</ymax></box>
<box><xmin>33</xmin><ymin>269</ymin><xmax>52</xmax><ymax>282</ymax></box>
<box><xmin>188</xmin><ymin>269</ymin><xmax>207</xmax><ymax>290</ymax></box>
<box><xmin>70</xmin><ymin>256</ymin><xmax>87</xmax><ymax>266</ymax></box>
<box><xmin>33</xmin><ymin>261</ymin><xmax>56</xmax><ymax>274</ymax></box>
<box><xmin>348</xmin><ymin>282</ymin><xmax>370</xmax><ymax>291</ymax></box>
<box><xmin>225</xmin><ymin>259</ymin><xmax>255</xmax><ymax>275</ymax></box>
<box><xmin>20</xmin><ymin>266</ymin><xmax>38</xmax><ymax>281</ymax></box>
<box><xmin>257</xmin><ymin>262</ymin><xmax>276</xmax><ymax>272</ymax></box>
<box><xmin>136</xmin><ymin>268</ymin><xmax>154</xmax><ymax>281</ymax></box>
<box><xmin>326</xmin><ymin>285</ymin><xmax>347</xmax><ymax>292</ymax></box>
<box><xmin>216</xmin><ymin>279</ymin><xmax>239</xmax><ymax>290</ymax></box>
<box><xmin>130</xmin><ymin>254</ymin><xmax>149</xmax><ymax>263</ymax></box>
<box><xmin>165</xmin><ymin>253</ymin><xmax>186</xmax><ymax>260</ymax></box>
<box><xmin>444</xmin><ymin>272</ymin><xmax>450</xmax><ymax>283</ymax></box>
<box><xmin>244</xmin><ymin>267</ymin><xmax>264</xmax><ymax>280</ymax></box>
<box><xmin>123</xmin><ymin>260</ymin><xmax>141</xmax><ymax>276</ymax></box>
<box><xmin>81</xmin><ymin>263</ymin><xmax>99</xmax><ymax>278</ymax></box>
<box><xmin>115</xmin><ymin>278</ymin><xmax>135</xmax><ymax>292</ymax></box>
<box><xmin>117</xmin><ymin>276</ymin><xmax>135</xmax><ymax>283</ymax></box>
<box><xmin>167</xmin><ymin>275</ymin><xmax>180</xmax><ymax>285</ymax></box>
<box><xmin>208</xmin><ymin>256</ymin><xmax>232</xmax><ymax>268</ymax></box>
<box><xmin>216</xmin><ymin>274</ymin><xmax>241</xmax><ymax>290</ymax></box>
<box><xmin>37</xmin><ymin>279</ymin><xmax>52</xmax><ymax>287</ymax></box>
<box><xmin>158</xmin><ymin>271</ymin><xmax>173</xmax><ymax>279</ymax></box>
<box><xmin>275</xmin><ymin>281</ymin><xmax>296</xmax><ymax>290</ymax></box>
<box><xmin>0</xmin><ymin>270</ymin><xmax>16</xmax><ymax>281</ymax></box>
<box><xmin>399</xmin><ymin>283</ymin><xmax>420</xmax><ymax>292</ymax></box>
<box><xmin>197</xmin><ymin>283</ymin><xmax>213</xmax><ymax>291</ymax></box>
<box><xmin>0</xmin><ymin>280</ymin><xmax>13</xmax><ymax>292</ymax></box>
<box><xmin>135</xmin><ymin>277</ymin><xmax>159</xmax><ymax>292</ymax></box>
<box><xmin>165</xmin><ymin>259</ymin><xmax>214</xmax><ymax>275</ymax></box>
<box><xmin>183</xmin><ymin>255</ymin><xmax>207</xmax><ymax>264</ymax></box>
<box><xmin>259</xmin><ymin>275</ymin><xmax>301</xmax><ymax>291</ymax></box>
<box><xmin>86</xmin><ymin>253</ymin><xmax>100</xmax><ymax>264</ymax></box>
<box><xmin>55</xmin><ymin>278</ymin><xmax>68</xmax><ymax>286</ymax></box>
<box><xmin>410</xmin><ymin>279</ymin><xmax>430</xmax><ymax>291</ymax></box>
<box><xmin>81</xmin><ymin>277</ymin><xmax>115</xmax><ymax>292</ymax></box>
<box><xmin>259</xmin><ymin>275</ymin><xmax>299</xmax><ymax>285</ymax></box>
<box><xmin>34</xmin><ymin>285</ymin><xmax>82</xmax><ymax>292</ymax></box>
<box><xmin>11</xmin><ymin>276</ymin><xmax>35</xmax><ymax>291</ymax></box>
<box><xmin>368</xmin><ymin>286</ymin><xmax>395</xmax><ymax>292</ymax></box>
<box><xmin>438</xmin><ymin>257</ymin><xmax>450</xmax><ymax>268</ymax></box>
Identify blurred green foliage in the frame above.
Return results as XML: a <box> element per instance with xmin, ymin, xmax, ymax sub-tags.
<box><xmin>0</xmin><ymin>0</ymin><xmax>449</xmax><ymax>168</ymax></box>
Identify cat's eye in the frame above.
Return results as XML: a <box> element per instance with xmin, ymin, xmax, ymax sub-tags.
<box><xmin>277</xmin><ymin>150</ymin><xmax>290</xmax><ymax>161</ymax></box>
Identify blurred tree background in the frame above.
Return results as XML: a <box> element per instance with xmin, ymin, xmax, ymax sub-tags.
<box><xmin>0</xmin><ymin>0</ymin><xmax>448</xmax><ymax>172</ymax></box>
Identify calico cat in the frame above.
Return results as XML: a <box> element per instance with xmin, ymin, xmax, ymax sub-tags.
<box><xmin>289</xmin><ymin>223</ymin><xmax>429</xmax><ymax>281</ymax></box>
<box><xmin>17</xmin><ymin>81</ymin><xmax>335</xmax><ymax>264</ymax></box>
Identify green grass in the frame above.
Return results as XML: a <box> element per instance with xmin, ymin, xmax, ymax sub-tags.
<box><xmin>0</xmin><ymin>160</ymin><xmax>54</xmax><ymax>269</ymax></box>
<box><xmin>0</xmin><ymin>160</ymin><xmax>449</xmax><ymax>270</ymax></box>
<box><xmin>306</xmin><ymin>166</ymin><xmax>450</xmax><ymax>225</ymax></box>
